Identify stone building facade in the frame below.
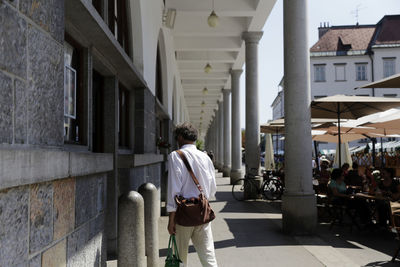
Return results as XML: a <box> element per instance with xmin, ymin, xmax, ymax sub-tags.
<box><xmin>0</xmin><ymin>0</ymin><xmax>180</xmax><ymax>265</ymax></box>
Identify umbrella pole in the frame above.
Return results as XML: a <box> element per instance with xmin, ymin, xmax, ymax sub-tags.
<box><xmin>337</xmin><ymin>103</ymin><xmax>342</xmax><ymax>167</ymax></box>
<box><xmin>381</xmin><ymin>137</ymin><xmax>384</xmax><ymax>167</ymax></box>
<box><xmin>314</xmin><ymin>141</ymin><xmax>320</xmax><ymax>172</ymax></box>
<box><xmin>372</xmin><ymin>138</ymin><xmax>376</xmax><ymax>167</ymax></box>
<box><xmin>275</xmin><ymin>129</ymin><xmax>278</xmax><ymax>170</ymax></box>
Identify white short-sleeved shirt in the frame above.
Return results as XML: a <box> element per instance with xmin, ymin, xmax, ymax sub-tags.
<box><xmin>167</xmin><ymin>144</ymin><xmax>217</xmax><ymax>212</ymax></box>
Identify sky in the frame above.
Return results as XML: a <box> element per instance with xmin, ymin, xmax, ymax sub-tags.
<box><xmin>239</xmin><ymin>0</ymin><xmax>400</xmax><ymax>129</ymax></box>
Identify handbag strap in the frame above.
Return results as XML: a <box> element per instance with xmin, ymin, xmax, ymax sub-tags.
<box><xmin>176</xmin><ymin>150</ymin><xmax>204</xmax><ymax>194</ymax></box>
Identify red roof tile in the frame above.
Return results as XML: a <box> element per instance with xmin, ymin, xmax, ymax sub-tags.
<box><xmin>310</xmin><ymin>26</ymin><xmax>375</xmax><ymax>52</ymax></box>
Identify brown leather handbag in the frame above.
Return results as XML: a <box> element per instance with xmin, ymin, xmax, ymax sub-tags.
<box><xmin>174</xmin><ymin>150</ymin><xmax>216</xmax><ymax>226</ymax></box>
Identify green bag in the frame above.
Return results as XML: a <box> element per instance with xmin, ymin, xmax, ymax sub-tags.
<box><xmin>165</xmin><ymin>235</ymin><xmax>183</xmax><ymax>267</ymax></box>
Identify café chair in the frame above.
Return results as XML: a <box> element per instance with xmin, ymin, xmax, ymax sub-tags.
<box><xmin>390</xmin><ymin>201</ymin><xmax>400</xmax><ymax>262</ymax></box>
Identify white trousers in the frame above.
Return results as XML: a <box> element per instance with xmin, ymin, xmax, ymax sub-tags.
<box><xmin>175</xmin><ymin>223</ymin><xmax>218</xmax><ymax>267</ymax></box>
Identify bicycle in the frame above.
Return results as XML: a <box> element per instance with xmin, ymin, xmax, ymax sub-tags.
<box><xmin>232</xmin><ymin>170</ymin><xmax>284</xmax><ymax>201</ymax></box>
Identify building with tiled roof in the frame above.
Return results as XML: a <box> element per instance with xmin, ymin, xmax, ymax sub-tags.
<box><xmin>271</xmin><ymin>15</ymin><xmax>400</xmax><ymax>152</ymax></box>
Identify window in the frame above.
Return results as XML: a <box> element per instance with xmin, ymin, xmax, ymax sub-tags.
<box><xmin>64</xmin><ymin>39</ymin><xmax>85</xmax><ymax>145</ymax></box>
<box><xmin>108</xmin><ymin>0</ymin><xmax>130</xmax><ymax>56</ymax></box>
<box><xmin>314</xmin><ymin>65</ymin><xmax>326</xmax><ymax>82</ymax></box>
<box><xmin>383</xmin><ymin>58</ymin><xmax>396</xmax><ymax>78</ymax></box>
<box><xmin>92</xmin><ymin>0</ymin><xmax>102</xmax><ymax>17</ymax></box>
<box><xmin>334</xmin><ymin>64</ymin><xmax>346</xmax><ymax>81</ymax></box>
<box><xmin>356</xmin><ymin>64</ymin><xmax>367</xmax><ymax>81</ymax></box>
<box><xmin>118</xmin><ymin>84</ymin><xmax>130</xmax><ymax>148</ymax></box>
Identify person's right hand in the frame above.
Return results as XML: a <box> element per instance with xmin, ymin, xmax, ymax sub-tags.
<box><xmin>168</xmin><ymin>221</ymin><xmax>176</xmax><ymax>235</ymax></box>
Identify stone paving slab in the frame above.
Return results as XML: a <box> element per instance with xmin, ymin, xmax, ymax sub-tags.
<box><xmin>109</xmin><ymin>172</ymin><xmax>400</xmax><ymax>267</ymax></box>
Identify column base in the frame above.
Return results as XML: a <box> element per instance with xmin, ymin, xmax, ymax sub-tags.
<box><xmin>282</xmin><ymin>193</ymin><xmax>317</xmax><ymax>235</ymax></box>
<box><xmin>223</xmin><ymin>165</ymin><xmax>231</xmax><ymax>177</ymax></box>
<box><xmin>230</xmin><ymin>169</ymin><xmax>243</xmax><ymax>185</ymax></box>
<box><xmin>244</xmin><ymin>176</ymin><xmax>263</xmax><ymax>200</ymax></box>
<box><xmin>217</xmin><ymin>163</ymin><xmax>224</xmax><ymax>172</ymax></box>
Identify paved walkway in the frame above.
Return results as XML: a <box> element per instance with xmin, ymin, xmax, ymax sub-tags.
<box><xmin>158</xmin><ymin>173</ymin><xmax>400</xmax><ymax>267</ymax></box>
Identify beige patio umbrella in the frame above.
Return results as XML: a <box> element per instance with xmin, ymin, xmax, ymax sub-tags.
<box><xmin>264</xmin><ymin>133</ymin><xmax>275</xmax><ymax>170</ymax></box>
<box><xmin>311</xmin><ymin>95</ymin><xmax>400</xmax><ymax>166</ymax></box>
<box><xmin>312</xmin><ymin>132</ymin><xmax>371</xmax><ymax>143</ymax></box>
<box><xmin>333</xmin><ymin>142</ymin><xmax>352</xmax><ymax>168</ymax></box>
<box><xmin>356</xmin><ymin>73</ymin><xmax>400</xmax><ymax>89</ymax></box>
<box><xmin>363</xmin><ymin>110</ymin><xmax>400</xmax><ymax>130</ymax></box>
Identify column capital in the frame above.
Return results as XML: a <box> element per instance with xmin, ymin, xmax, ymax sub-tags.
<box><xmin>242</xmin><ymin>31</ymin><xmax>263</xmax><ymax>44</ymax></box>
<box><xmin>230</xmin><ymin>69</ymin><xmax>243</xmax><ymax>76</ymax></box>
<box><xmin>222</xmin><ymin>88</ymin><xmax>231</xmax><ymax>95</ymax></box>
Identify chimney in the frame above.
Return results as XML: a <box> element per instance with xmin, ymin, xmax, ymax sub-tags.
<box><xmin>318</xmin><ymin>21</ymin><xmax>330</xmax><ymax>39</ymax></box>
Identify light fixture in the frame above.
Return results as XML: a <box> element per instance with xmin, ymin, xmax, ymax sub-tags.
<box><xmin>207</xmin><ymin>0</ymin><xmax>219</xmax><ymax>28</ymax></box>
<box><xmin>204</xmin><ymin>63</ymin><xmax>212</xmax><ymax>73</ymax></box>
<box><xmin>203</xmin><ymin>87</ymin><xmax>208</xmax><ymax>95</ymax></box>
<box><xmin>201</xmin><ymin>101</ymin><xmax>206</xmax><ymax>107</ymax></box>
<box><xmin>163</xmin><ymin>8</ymin><xmax>177</xmax><ymax>29</ymax></box>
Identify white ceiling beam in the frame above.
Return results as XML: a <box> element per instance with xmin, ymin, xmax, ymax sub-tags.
<box><xmin>176</xmin><ymin>51</ymin><xmax>237</xmax><ymax>63</ymax></box>
<box><xmin>166</xmin><ymin>0</ymin><xmax>257</xmax><ymax>14</ymax></box>
<box><xmin>182</xmin><ymin>79</ymin><xmax>227</xmax><ymax>85</ymax></box>
<box><xmin>173</xmin><ymin>16</ymin><xmax>250</xmax><ymax>37</ymax></box>
<box><xmin>174</xmin><ymin>37</ymin><xmax>242</xmax><ymax>51</ymax></box>
<box><xmin>178</xmin><ymin>62</ymin><xmax>233</xmax><ymax>71</ymax></box>
<box><xmin>181</xmin><ymin>72</ymin><xmax>229</xmax><ymax>79</ymax></box>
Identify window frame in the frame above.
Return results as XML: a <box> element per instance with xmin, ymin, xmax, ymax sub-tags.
<box><xmin>355</xmin><ymin>63</ymin><xmax>368</xmax><ymax>81</ymax></box>
<box><xmin>383</xmin><ymin>57</ymin><xmax>396</xmax><ymax>78</ymax></box>
<box><xmin>334</xmin><ymin>63</ymin><xmax>346</xmax><ymax>82</ymax></box>
<box><xmin>63</xmin><ymin>35</ymin><xmax>87</xmax><ymax>146</ymax></box>
<box><xmin>314</xmin><ymin>64</ymin><xmax>326</xmax><ymax>82</ymax></box>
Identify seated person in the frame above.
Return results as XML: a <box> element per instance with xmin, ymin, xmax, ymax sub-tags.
<box><xmin>328</xmin><ymin>168</ymin><xmax>348</xmax><ymax>203</ymax></box>
<box><xmin>341</xmin><ymin>163</ymin><xmax>350</xmax><ymax>178</ymax></box>
<box><xmin>378</xmin><ymin>168</ymin><xmax>400</xmax><ymax>200</ymax></box>
<box><xmin>363</xmin><ymin>166</ymin><xmax>377</xmax><ymax>193</ymax></box>
<box><xmin>328</xmin><ymin>168</ymin><xmax>371</xmax><ymax>224</ymax></box>
<box><xmin>345</xmin><ymin>162</ymin><xmax>364</xmax><ymax>188</ymax></box>
<box><xmin>319</xmin><ymin>159</ymin><xmax>331</xmax><ymax>185</ymax></box>
<box><xmin>376</xmin><ymin>168</ymin><xmax>400</xmax><ymax>226</ymax></box>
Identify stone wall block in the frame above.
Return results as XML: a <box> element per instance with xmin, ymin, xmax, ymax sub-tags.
<box><xmin>15</xmin><ymin>79</ymin><xmax>27</xmax><ymax>144</ymax></box>
<box><xmin>27</xmin><ymin>26</ymin><xmax>63</xmax><ymax>146</ymax></box>
<box><xmin>75</xmin><ymin>175</ymin><xmax>98</xmax><ymax>227</ymax></box>
<box><xmin>42</xmin><ymin>239</ymin><xmax>66</xmax><ymax>267</ymax></box>
<box><xmin>29</xmin><ymin>182</ymin><xmax>53</xmax><ymax>253</ymax></box>
<box><xmin>0</xmin><ymin>186</ymin><xmax>29</xmax><ymax>267</ymax></box>
<box><xmin>89</xmin><ymin>214</ymin><xmax>104</xmax><ymax>241</ymax></box>
<box><xmin>0</xmin><ymin>3</ymin><xmax>27</xmax><ymax>78</ymax></box>
<box><xmin>66</xmin><ymin>222</ymin><xmax>89</xmax><ymax>267</ymax></box>
<box><xmin>53</xmin><ymin>178</ymin><xmax>75</xmax><ymax>240</ymax></box>
<box><xmin>0</xmin><ymin>72</ymin><xmax>13</xmax><ymax>144</ymax></box>
<box><xmin>29</xmin><ymin>253</ymin><xmax>41</xmax><ymax>267</ymax></box>
<box><xmin>20</xmin><ymin>0</ymin><xmax>64</xmax><ymax>43</ymax></box>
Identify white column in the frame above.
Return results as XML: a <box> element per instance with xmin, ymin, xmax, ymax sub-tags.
<box><xmin>222</xmin><ymin>89</ymin><xmax>231</xmax><ymax>177</ymax></box>
<box><xmin>230</xmin><ymin>69</ymin><xmax>243</xmax><ymax>184</ymax></box>
<box><xmin>242</xmin><ymin>31</ymin><xmax>263</xmax><ymax>179</ymax></box>
<box><xmin>282</xmin><ymin>0</ymin><xmax>317</xmax><ymax>234</ymax></box>
<box><xmin>218</xmin><ymin>101</ymin><xmax>224</xmax><ymax>171</ymax></box>
<box><xmin>214</xmin><ymin>110</ymin><xmax>219</xmax><ymax>169</ymax></box>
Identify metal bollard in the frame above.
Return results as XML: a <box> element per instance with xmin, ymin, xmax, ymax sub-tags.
<box><xmin>139</xmin><ymin>183</ymin><xmax>160</xmax><ymax>267</ymax></box>
<box><xmin>118</xmin><ymin>191</ymin><xmax>146</xmax><ymax>267</ymax></box>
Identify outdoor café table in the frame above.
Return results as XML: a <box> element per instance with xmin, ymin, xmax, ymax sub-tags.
<box><xmin>354</xmin><ymin>192</ymin><xmax>389</xmax><ymax>201</ymax></box>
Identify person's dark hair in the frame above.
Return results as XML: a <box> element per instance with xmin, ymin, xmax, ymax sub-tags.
<box><xmin>352</xmin><ymin>162</ymin><xmax>358</xmax><ymax>169</ymax></box>
<box><xmin>341</xmin><ymin>163</ymin><xmax>349</xmax><ymax>169</ymax></box>
<box><xmin>383</xmin><ymin>167</ymin><xmax>395</xmax><ymax>178</ymax></box>
<box><xmin>331</xmin><ymin>168</ymin><xmax>343</xmax><ymax>181</ymax></box>
<box><xmin>174</xmin><ymin>122</ymin><xmax>198</xmax><ymax>141</ymax></box>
